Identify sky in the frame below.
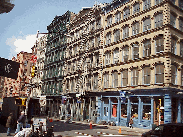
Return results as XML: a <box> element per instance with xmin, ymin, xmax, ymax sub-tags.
<box><xmin>0</xmin><ymin>0</ymin><xmax>112</xmax><ymax>60</ymax></box>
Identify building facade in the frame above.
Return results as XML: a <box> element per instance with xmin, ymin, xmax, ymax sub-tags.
<box><xmin>42</xmin><ymin>11</ymin><xmax>75</xmax><ymax>117</ymax></box>
<box><xmin>61</xmin><ymin>0</ymin><xmax>183</xmax><ymax>128</ymax></box>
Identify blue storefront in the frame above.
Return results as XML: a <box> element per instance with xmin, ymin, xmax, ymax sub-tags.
<box><xmin>96</xmin><ymin>88</ymin><xmax>183</xmax><ymax>129</ymax></box>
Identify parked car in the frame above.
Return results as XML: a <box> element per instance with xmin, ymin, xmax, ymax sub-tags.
<box><xmin>142</xmin><ymin>123</ymin><xmax>183</xmax><ymax>137</ymax></box>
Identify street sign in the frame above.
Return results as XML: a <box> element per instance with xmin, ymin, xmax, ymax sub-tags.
<box><xmin>0</xmin><ymin>57</ymin><xmax>20</xmax><ymax>79</ymax></box>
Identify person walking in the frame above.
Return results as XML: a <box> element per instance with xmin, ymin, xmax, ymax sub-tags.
<box><xmin>129</xmin><ymin>117</ymin><xmax>133</xmax><ymax>129</ymax></box>
<box><xmin>6</xmin><ymin>113</ymin><xmax>14</xmax><ymax>136</ymax></box>
<box><xmin>15</xmin><ymin>111</ymin><xmax>25</xmax><ymax>134</ymax></box>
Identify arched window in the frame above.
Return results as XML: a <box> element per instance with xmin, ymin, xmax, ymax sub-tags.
<box><xmin>133</xmin><ymin>3</ymin><xmax>140</xmax><ymax>14</ymax></box>
<box><xmin>123</xmin><ymin>26</ymin><xmax>129</xmax><ymax>39</ymax></box>
<box><xmin>115</xmin><ymin>12</ymin><xmax>121</xmax><ymax>23</ymax></box>
<box><xmin>171</xmin><ymin>36</ymin><xmax>177</xmax><ymax>55</ymax></box>
<box><xmin>131</xmin><ymin>43</ymin><xmax>139</xmax><ymax>59</ymax></box>
<box><xmin>113</xmin><ymin>48</ymin><xmax>119</xmax><ymax>64</ymax></box>
<box><xmin>142</xmin><ymin>66</ymin><xmax>151</xmax><ymax>85</ymax></box>
<box><xmin>155</xmin><ymin>64</ymin><xmax>164</xmax><ymax>84</ymax></box>
<box><xmin>121</xmin><ymin>69</ymin><xmax>128</xmax><ymax>87</ymax></box>
<box><xmin>106</xmin><ymin>32</ymin><xmax>111</xmax><ymax>45</ymax></box>
<box><xmin>155</xmin><ymin>13</ymin><xmax>163</xmax><ymax>28</ymax></box>
<box><xmin>112</xmin><ymin>71</ymin><xmax>118</xmax><ymax>88</ymax></box>
<box><xmin>114</xmin><ymin>29</ymin><xmax>120</xmax><ymax>42</ymax></box>
<box><xmin>143</xmin><ymin>18</ymin><xmax>151</xmax><ymax>31</ymax></box>
<box><xmin>123</xmin><ymin>8</ymin><xmax>130</xmax><ymax>19</ymax></box>
<box><xmin>122</xmin><ymin>46</ymin><xmax>129</xmax><ymax>62</ymax></box>
<box><xmin>155</xmin><ymin>35</ymin><xmax>164</xmax><ymax>53</ymax></box>
<box><xmin>131</xmin><ymin>68</ymin><xmax>139</xmax><ymax>86</ymax></box>
<box><xmin>143</xmin><ymin>0</ymin><xmax>151</xmax><ymax>10</ymax></box>
<box><xmin>171</xmin><ymin>64</ymin><xmax>177</xmax><ymax>85</ymax></box>
<box><xmin>132</xmin><ymin>22</ymin><xmax>140</xmax><ymax>35</ymax></box>
<box><xmin>104</xmin><ymin>73</ymin><xmax>109</xmax><ymax>88</ymax></box>
<box><xmin>143</xmin><ymin>39</ymin><xmax>151</xmax><ymax>57</ymax></box>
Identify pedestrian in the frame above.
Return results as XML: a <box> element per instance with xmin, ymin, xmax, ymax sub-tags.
<box><xmin>15</xmin><ymin>111</ymin><xmax>25</xmax><ymax>134</ymax></box>
<box><xmin>129</xmin><ymin>117</ymin><xmax>133</xmax><ymax>129</ymax></box>
<box><xmin>6</xmin><ymin>113</ymin><xmax>14</xmax><ymax>136</ymax></box>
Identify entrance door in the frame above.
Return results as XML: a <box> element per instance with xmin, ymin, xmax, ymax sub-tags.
<box><xmin>103</xmin><ymin>104</ymin><xmax>109</xmax><ymax>120</ymax></box>
<box><xmin>154</xmin><ymin>98</ymin><xmax>164</xmax><ymax>125</ymax></box>
<box><xmin>172</xmin><ymin>97</ymin><xmax>178</xmax><ymax>123</ymax></box>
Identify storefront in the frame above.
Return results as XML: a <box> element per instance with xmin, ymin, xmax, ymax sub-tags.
<box><xmin>97</xmin><ymin>88</ymin><xmax>183</xmax><ymax>129</ymax></box>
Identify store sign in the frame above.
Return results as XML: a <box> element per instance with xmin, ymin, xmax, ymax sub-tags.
<box><xmin>119</xmin><ymin>90</ymin><xmax>126</xmax><ymax>104</ymax></box>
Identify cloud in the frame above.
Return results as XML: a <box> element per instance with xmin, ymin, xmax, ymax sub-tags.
<box><xmin>6</xmin><ymin>34</ymin><xmax>37</xmax><ymax>59</ymax></box>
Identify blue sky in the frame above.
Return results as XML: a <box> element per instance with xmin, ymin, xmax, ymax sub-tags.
<box><xmin>0</xmin><ymin>0</ymin><xmax>112</xmax><ymax>60</ymax></box>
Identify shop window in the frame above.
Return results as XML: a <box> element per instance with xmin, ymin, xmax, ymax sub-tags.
<box><xmin>131</xmin><ymin>68</ymin><xmax>139</xmax><ymax>86</ymax></box>
<box><xmin>143</xmin><ymin>18</ymin><xmax>151</xmax><ymax>32</ymax></box>
<box><xmin>171</xmin><ymin>37</ymin><xmax>177</xmax><ymax>55</ymax></box>
<box><xmin>123</xmin><ymin>26</ymin><xmax>129</xmax><ymax>39</ymax></box>
<box><xmin>122</xmin><ymin>46</ymin><xmax>129</xmax><ymax>62</ymax></box>
<box><xmin>133</xmin><ymin>3</ymin><xmax>140</xmax><ymax>15</ymax></box>
<box><xmin>155</xmin><ymin>64</ymin><xmax>164</xmax><ymax>84</ymax></box>
<box><xmin>142</xmin><ymin>105</ymin><xmax>151</xmax><ymax>120</ymax></box>
<box><xmin>123</xmin><ymin>8</ymin><xmax>130</xmax><ymax>19</ymax></box>
<box><xmin>132</xmin><ymin>43</ymin><xmax>139</xmax><ymax>59</ymax></box>
<box><xmin>143</xmin><ymin>0</ymin><xmax>151</xmax><ymax>10</ymax></box>
<box><xmin>113</xmin><ymin>48</ymin><xmax>119</xmax><ymax>64</ymax></box>
<box><xmin>155</xmin><ymin>98</ymin><xmax>164</xmax><ymax>122</ymax></box>
<box><xmin>155</xmin><ymin>35</ymin><xmax>164</xmax><ymax>53</ymax></box>
<box><xmin>171</xmin><ymin>65</ymin><xmax>177</xmax><ymax>85</ymax></box>
<box><xmin>142</xmin><ymin>66</ymin><xmax>151</xmax><ymax>85</ymax></box>
<box><xmin>155</xmin><ymin>13</ymin><xmax>163</xmax><ymax>28</ymax></box>
<box><xmin>112</xmin><ymin>98</ymin><xmax>118</xmax><ymax>117</ymax></box>
<box><xmin>143</xmin><ymin>39</ymin><xmax>151</xmax><ymax>57</ymax></box>
<box><xmin>132</xmin><ymin>22</ymin><xmax>139</xmax><ymax>35</ymax></box>
<box><xmin>121</xmin><ymin>69</ymin><xmax>128</xmax><ymax>87</ymax></box>
<box><xmin>155</xmin><ymin>0</ymin><xmax>163</xmax><ymax>5</ymax></box>
<box><xmin>115</xmin><ymin>12</ymin><xmax>121</xmax><ymax>23</ymax></box>
<box><xmin>104</xmin><ymin>107</ymin><xmax>108</xmax><ymax>116</ymax></box>
<box><xmin>131</xmin><ymin>104</ymin><xmax>138</xmax><ymax>119</ymax></box>
<box><xmin>121</xmin><ymin>99</ymin><xmax>127</xmax><ymax>118</ymax></box>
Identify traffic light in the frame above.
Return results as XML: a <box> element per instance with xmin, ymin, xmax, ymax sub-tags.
<box><xmin>31</xmin><ymin>66</ymin><xmax>37</xmax><ymax>77</ymax></box>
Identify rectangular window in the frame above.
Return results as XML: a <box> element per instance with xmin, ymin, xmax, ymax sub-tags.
<box><xmin>106</xmin><ymin>33</ymin><xmax>111</xmax><ymax>45</ymax></box>
<box><xmin>143</xmin><ymin>40</ymin><xmax>151</xmax><ymax>57</ymax></box>
<box><xmin>93</xmin><ymin>75</ymin><xmax>98</xmax><ymax>90</ymax></box>
<box><xmin>96</xmin><ymin>35</ymin><xmax>100</xmax><ymax>46</ymax></box>
<box><xmin>132</xmin><ymin>44</ymin><xmax>139</xmax><ymax>59</ymax></box>
<box><xmin>179</xmin><ymin>0</ymin><xmax>183</xmax><ymax>10</ymax></box>
<box><xmin>123</xmin><ymin>26</ymin><xmax>129</xmax><ymax>39</ymax></box>
<box><xmin>114</xmin><ymin>30</ymin><xmax>120</xmax><ymax>42</ymax></box>
<box><xmin>143</xmin><ymin>0</ymin><xmax>151</xmax><ymax>10</ymax></box>
<box><xmin>181</xmin><ymin>69</ymin><xmax>183</xmax><ymax>86</ymax></box>
<box><xmin>143</xmin><ymin>67</ymin><xmax>150</xmax><ymax>85</ymax></box>
<box><xmin>95</xmin><ymin>54</ymin><xmax>99</xmax><ymax>67</ymax></box>
<box><xmin>107</xmin><ymin>16</ymin><xmax>112</xmax><ymax>26</ymax></box>
<box><xmin>180</xmin><ymin>41</ymin><xmax>183</xmax><ymax>57</ymax></box>
<box><xmin>96</xmin><ymin>19</ymin><xmax>101</xmax><ymax>29</ymax></box>
<box><xmin>132</xmin><ymin>23</ymin><xmax>139</xmax><ymax>35</ymax></box>
<box><xmin>143</xmin><ymin>18</ymin><xmax>151</xmax><ymax>31</ymax></box>
<box><xmin>179</xmin><ymin>18</ymin><xmax>183</xmax><ymax>32</ymax></box>
<box><xmin>131</xmin><ymin>69</ymin><xmax>138</xmax><ymax>86</ymax></box>
<box><xmin>104</xmin><ymin>74</ymin><xmax>109</xmax><ymax>88</ymax></box>
<box><xmin>155</xmin><ymin>65</ymin><xmax>164</xmax><ymax>84</ymax></box>
<box><xmin>121</xmin><ymin>70</ymin><xmax>128</xmax><ymax>87</ymax></box>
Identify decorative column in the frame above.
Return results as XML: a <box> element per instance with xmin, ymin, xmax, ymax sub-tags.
<box><xmin>117</xmin><ymin>97</ymin><xmax>121</xmax><ymax>126</ymax></box>
<box><xmin>108</xmin><ymin>97</ymin><xmax>111</xmax><ymax>122</ymax></box>
<box><xmin>127</xmin><ymin>97</ymin><xmax>131</xmax><ymax>126</ymax></box>
<box><xmin>138</xmin><ymin>97</ymin><xmax>142</xmax><ymax>124</ymax></box>
<box><xmin>164</xmin><ymin>94</ymin><xmax>172</xmax><ymax>123</ymax></box>
<box><xmin>151</xmin><ymin>97</ymin><xmax>154</xmax><ymax>125</ymax></box>
<box><xmin>177</xmin><ymin>98</ymin><xmax>181</xmax><ymax>123</ymax></box>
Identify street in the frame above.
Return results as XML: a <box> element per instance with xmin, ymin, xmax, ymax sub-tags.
<box><xmin>0</xmin><ymin>120</ymin><xmax>143</xmax><ymax>137</ymax></box>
